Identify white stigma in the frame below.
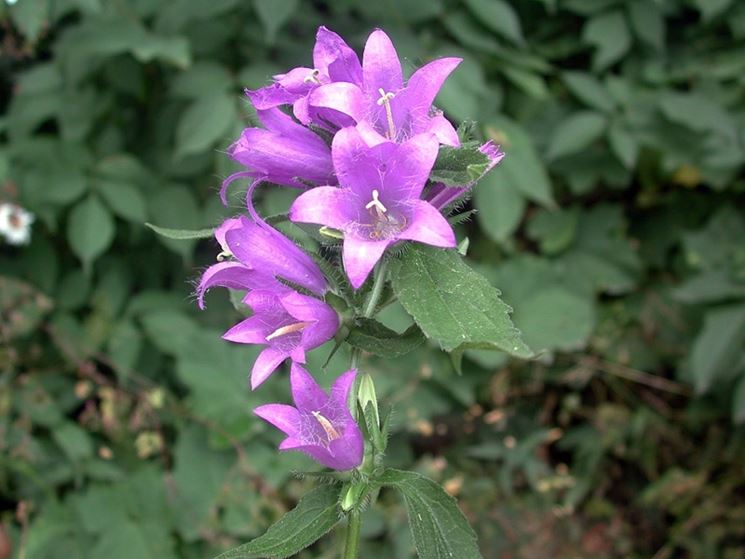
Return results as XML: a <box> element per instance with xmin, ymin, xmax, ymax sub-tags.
<box><xmin>265</xmin><ymin>322</ymin><xmax>310</xmax><ymax>341</ymax></box>
<box><xmin>365</xmin><ymin>189</ymin><xmax>388</xmax><ymax>217</ymax></box>
<box><xmin>312</xmin><ymin>411</ymin><xmax>341</xmax><ymax>441</ymax></box>
<box><xmin>303</xmin><ymin>69</ymin><xmax>321</xmax><ymax>84</ymax></box>
<box><xmin>376</xmin><ymin>88</ymin><xmax>397</xmax><ymax>140</ymax></box>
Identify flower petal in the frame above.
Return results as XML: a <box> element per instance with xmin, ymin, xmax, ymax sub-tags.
<box><xmin>245</xmin><ymin>83</ymin><xmax>298</xmax><ymax>110</ymax></box>
<box><xmin>289</xmin><ymin>186</ymin><xmax>356</xmax><ymax>231</ymax></box>
<box><xmin>328</xmin><ymin>429</ymin><xmax>364</xmax><ymax>470</ymax></box>
<box><xmin>254</xmin><ymin>404</ymin><xmax>302</xmax><ymax>437</ymax></box>
<box><xmin>251</xmin><ymin>347</ymin><xmax>288</xmax><ymax>389</ymax></box>
<box><xmin>330</xmin><ymin>369</ymin><xmax>357</xmax><ymax>408</ymax></box>
<box><xmin>402</xmin><ymin>57</ymin><xmax>461</xmax><ymax>119</ymax></box>
<box><xmin>380</xmin><ymin>133</ymin><xmax>439</xmax><ymax>200</ymax></box>
<box><xmin>398</xmin><ymin>200</ymin><xmax>456</xmax><ymax>248</ymax></box>
<box><xmin>290</xmin><ymin>363</ymin><xmax>327</xmax><ymax>411</ymax></box>
<box><xmin>309</xmin><ymin>82</ymin><xmax>366</xmax><ymax>123</ymax></box>
<box><xmin>313</xmin><ymin>26</ymin><xmax>362</xmax><ymax>84</ymax></box>
<box><xmin>342</xmin><ymin>236</ymin><xmax>391</xmax><ymax>289</ymax></box>
<box><xmin>222</xmin><ymin>315</ymin><xmax>272</xmax><ymax>344</ymax></box>
<box><xmin>362</xmin><ymin>29</ymin><xmax>403</xmax><ymax>95</ymax></box>
<box><xmin>426</xmin><ymin>113</ymin><xmax>460</xmax><ymax>147</ymax></box>
<box><xmin>280</xmin><ymin>292</ymin><xmax>340</xmax><ymax>351</ymax></box>
<box><xmin>196</xmin><ymin>262</ymin><xmax>256</xmax><ymax>309</ymax></box>
<box><xmin>214</xmin><ymin>217</ymin><xmax>242</xmax><ymax>252</ymax></box>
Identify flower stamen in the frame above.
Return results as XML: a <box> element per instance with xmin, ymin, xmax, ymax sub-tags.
<box><xmin>303</xmin><ymin>69</ymin><xmax>321</xmax><ymax>85</ymax></box>
<box><xmin>312</xmin><ymin>411</ymin><xmax>341</xmax><ymax>441</ymax></box>
<box><xmin>365</xmin><ymin>189</ymin><xmax>388</xmax><ymax>220</ymax></box>
<box><xmin>376</xmin><ymin>88</ymin><xmax>397</xmax><ymax>140</ymax></box>
<box><xmin>265</xmin><ymin>321</ymin><xmax>311</xmax><ymax>341</ymax></box>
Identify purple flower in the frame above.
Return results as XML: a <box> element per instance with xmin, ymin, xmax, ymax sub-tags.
<box><xmin>223</xmin><ymin>108</ymin><xmax>335</xmax><ymax>193</ymax></box>
<box><xmin>197</xmin><ymin>215</ymin><xmax>329</xmax><ymax>303</ymax></box>
<box><xmin>254</xmin><ymin>364</ymin><xmax>363</xmax><ymax>470</ymax></box>
<box><xmin>247</xmin><ymin>26</ymin><xmax>362</xmax><ymax>129</ymax></box>
<box><xmin>308</xmin><ymin>29</ymin><xmax>462</xmax><ymax>146</ymax></box>
<box><xmin>425</xmin><ymin>141</ymin><xmax>506</xmax><ymax>211</ymax></box>
<box><xmin>289</xmin><ymin>127</ymin><xmax>456</xmax><ymax>289</ymax></box>
<box><xmin>223</xmin><ymin>289</ymin><xmax>339</xmax><ymax>389</ymax></box>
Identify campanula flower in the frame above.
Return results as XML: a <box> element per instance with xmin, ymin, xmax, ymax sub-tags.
<box><xmin>197</xmin><ymin>215</ymin><xmax>328</xmax><ymax>304</ymax></box>
<box><xmin>254</xmin><ymin>364</ymin><xmax>363</xmax><ymax>470</ymax></box>
<box><xmin>222</xmin><ymin>108</ymin><xmax>335</xmax><ymax>196</ymax></box>
<box><xmin>425</xmin><ymin>141</ymin><xmax>505</xmax><ymax>211</ymax></box>
<box><xmin>308</xmin><ymin>29</ymin><xmax>462</xmax><ymax>146</ymax></box>
<box><xmin>224</xmin><ymin>290</ymin><xmax>339</xmax><ymax>388</ymax></box>
<box><xmin>289</xmin><ymin>127</ymin><xmax>456</xmax><ymax>288</ymax></box>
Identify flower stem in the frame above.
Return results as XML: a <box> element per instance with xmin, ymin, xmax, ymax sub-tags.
<box><xmin>343</xmin><ymin>509</ymin><xmax>362</xmax><ymax>559</ymax></box>
<box><xmin>362</xmin><ymin>259</ymin><xmax>389</xmax><ymax>319</ymax></box>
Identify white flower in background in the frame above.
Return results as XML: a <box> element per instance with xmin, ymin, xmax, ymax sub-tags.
<box><xmin>0</xmin><ymin>202</ymin><xmax>35</xmax><ymax>245</ymax></box>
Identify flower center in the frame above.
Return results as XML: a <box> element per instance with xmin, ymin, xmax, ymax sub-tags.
<box><xmin>360</xmin><ymin>189</ymin><xmax>407</xmax><ymax>240</ymax></box>
<box><xmin>312</xmin><ymin>411</ymin><xmax>341</xmax><ymax>441</ymax></box>
<box><xmin>303</xmin><ymin>69</ymin><xmax>321</xmax><ymax>85</ymax></box>
<box><xmin>376</xmin><ymin>88</ymin><xmax>397</xmax><ymax>140</ymax></box>
<box><xmin>265</xmin><ymin>321</ymin><xmax>311</xmax><ymax>341</ymax></box>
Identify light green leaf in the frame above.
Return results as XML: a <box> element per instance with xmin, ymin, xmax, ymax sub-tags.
<box><xmin>377</xmin><ymin>469</ymin><xmax>483</xmax><ymax>559</ymax></box>
<box><xmin>546</xmin><ymin>111</ymin><xmax>607</xmax><ymax>160</ymax></box>
<box><xmin>474</xmin><ymin>177</ymin><xmax>526</xmax><ymax>243</ymax></box>
<box><xmin>145</xmin><ymin>223</ymin><xmax>214</xmax><ymax>240</ymax></box>
<box><xmin>562</xmin><ymin>71</ymin><xmax>616</xmax><ymax>112</ymax></box>
<box><xmin>582</xmin><ymin>10</ymin><xmax>631</xmax><ymax>71</ymax></box>
<box><xmin>690</xmin><ymin>304</ymin><xmax>745</xmax><ymax>395</ymax></box>
<box><xmin>98</xmin><ymin>181</ymin><xmax>147</xmax><ymax>223</ymax></box>
<box><xmin>463</xmin><ymin>0</ymin><xmax>524</xmax><ymax>45</ymax></box>
<box><xmin>66</xmin><ymin>195</ymin><xmax>116</xmax><ymax>268</ymax></box>
<box><xmin>175</xmin><ymin>94</ymin><xmax>236</xmax><ymax>157</ymax></box>
<box><xmin>391</xmin><ymin>245</ymin><xmax>531</xmax><ymax>358</ymax></box>
<box><xmin>253</xmin><ymin>0</ymin><xmax>299</xmax><ymax>43</ymax></box>
<box><xmin>346</xmin><ymin>318</ymin><xmax>426</xmax><ymax>358</ymax></box>
<box><xmin>484</xmin><ymin>116</ymin><xmax>554</xmax><ymax>206</ymax></box>
<box><xmin>214</xmin><ymin>484</ymin><xmax>341</xmax><ymax>559</ymax></box>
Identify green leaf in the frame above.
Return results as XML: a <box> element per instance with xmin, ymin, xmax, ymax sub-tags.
<box><xmin>98</xmin><ymin>181</ymin><xmax>147</xmax><ymax>223</ymax></box>
<box><xmin>500</xmin><ymin>66</ymin><xmax>549</xmax><ymax>100</ymax></box>
<box><xmin>463</xmin><ymin>0</ymin><xmax>524</xmax><ymax>45</ymax></box>
<box><xmin>346</xmin><ymin>318</ymin><xmax>426</xmax><ymax>358</ymax></box>
<box><xmin>608</xmin><ymin>121</ymin><xmax>638</xmax><ymax>168</ymax></box>
<box><xmin>483</xmin><ymin>117</ymin><xmax>554</xmax><ymax>207</ymax></box>
<box><xmin>582</xmin><ymin>10</ymin><xmax>631</xmax><ymax>71</ymax></box>
<box><xmin>733</xmin><ymin>375</ymin><xmax>745</xmax><ymax>423</ymax></box>
<box><xmin>147</xmin><ymin>185</ymin><xmax>202</xmax><ymax>258</ymax></box>
<box><xmin>690</xmin><ymin>304</ymin><xmax>745</xmax><ymax>395</ymax></box>
<box><xmin>546</xmin><ymin>111</ymin><xmax>607</xmax><ymax>161</ymax></box>
<box><xmin>474</xmin><ymin>178</ymin><xmax>526</xmax><ymax>243</ymax></box>
<box><xmin>145</xmin><ymin>223</ymin><xmax>215</xmax><ymax>240</ymax></box>
<box><xmin>253</xmin><ymin>0</ymin><xmax>299</xmax><ymax>43</ymax></box>
<box><xmin>53</xmin><ymin>421</ymin><xmax>94</xmax><ymax>462</ymax></box>
<box><xmin>214</xmin><ymin>484</ymin><xmax>341</xmax><ymax>559</ymax></box>
<box><xmin>562</xmin><ymin>71</ymin><xmax>616</xmax><ymax>112</ymax></box>
<box><xmin>175</xmin><ymin>94</ymin><xmax>236</xmax><ymax>157</ymax></box>
<box><xmin>430</xmin><ymin>143</ymin><xmax>491</xmax><ymax>186</ymax></box>
<box><xmin>9</xmin><ymin>0</ymin><xmax>50</xmax><ymax>41</ymax></box>
<box><xmin>67</xmin><ymin>195</ymin><xmax>116</xmax><ymax>269</ymax></box>
<box><xmin>628</xmin><ymin>0</ymin><xmax>665</xmax><ymax>51</ymax></box>
<box><xmin>390</xmin><ymin>245</ymin><xmax>531</xmax><ymax>358</ymax></box>
<box><xmin>376</xmin><ymin>469</ymin><xmax>483</xmax><ymax>559</ymax></box>
<box><xmin>526</xmin><ymin>207</ymin><xmax>580</xmax><ymax>255</ymax></box>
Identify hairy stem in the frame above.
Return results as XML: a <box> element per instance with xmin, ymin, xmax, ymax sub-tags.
<box><xmin>343</xmin><ymin>510</ymin><xmax>362</xmax><ymax>559</ymax></box>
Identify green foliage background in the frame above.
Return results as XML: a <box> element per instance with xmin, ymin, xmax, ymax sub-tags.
<box><xmin>2</xmin><ymin>0</ymin><xmax>745</xmax><ymax>557</ymax></box>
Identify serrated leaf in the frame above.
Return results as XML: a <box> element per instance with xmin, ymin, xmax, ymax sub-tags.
<box><xmin>390</xmin><ymin>245</ymin><xmax>531</xmax><ymax>359</ymax></box>
<box><xmin>67</xmin><ymin>194</ymin><xmax>116</xmax><ymax>269</ymax></box>
<box><xmin>213</xmin><ymin>484</ymin><xmax>341</xmax><ymax>559</ymax></box>
<box><xmin>145</xmin><ymin>223</ymin><xmax>215</xmax><ymax>240</ymax></box>
<box><xmin>546</xmin><ymin>111</ymin><xmax>607</xmax><ymax>161</ymax></box>
<box><xmin>430</xmin><ymin>143</ymin><xmax>491</xmax><ymax>186</ymax></box>
<box><xmin>346</xmin><ymin>318</ymin><xmax>426</xmax><ymax>358</ymax></box>
<box><xmin>175</xmin><ymin>94</ymin><xmax>236</xmax><ymax>157</ymax></box>
<box><xmin>376</xmin><ymin>469</ymin><xmax>483</xmax><ymax>559</ymax></box>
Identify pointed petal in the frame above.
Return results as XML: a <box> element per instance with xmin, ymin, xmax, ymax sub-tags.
<box><xmin>251</xmin><ymin>347</ymin><xmax>288</xmax><ymax>389</ymax></box>
<box><xmin>289</xmin><ymin>186</ymin><xmax>356</xmax><ymax>230</ymax></box>
<box><xmin>196</xmin><ymin>262</ymin><xmax>256</xmax><ymax>309</ymax></box>
<box><xmin>330</xmin><ymin>127</ymin><xmax>392</xmax><ymax>195</ymax></box>
<box><xmin>222</xmin><ymin>315</ymin><xmax>272</xmax><ymax>344</ymax></box>
<box><xmin>355</xmin><ymin>121</ymin><xmax>389</xmax><ymax>147</ymax></box>
<box><xmin>330</xmin><ymin>369</ymin><xmax>357</xmax><ymax>408</ymax></box>
<box><xmin>380</xmin><ymin>133</ymin><xmax>439</xmax><ymax>200</ymax></box>
<box><xmin>398</xmin><ymin>200</ymin><xmax>456</xmax><ymax>248</ymax></box>
<box><xmin>254</xmin><ymin>404</ymin><xmax>301</xmax><ymax>437</ymax></box>
<box><xmin>362</xmin><ymin>29</ymin><xmax>403</xmax><ymax>95</ymax></box>
<box><xmin>342</xmin><ymin>237</ymin><xmax>391</xmax><ymax>289</ymax></box>
<box><xmin>328</xmin><ymin>428</ymin><xmax>364</xmax><ymax>470</ymax></box>
<box><xmin>309</xmin><ymin>82</ymin><xmax>366</xmax><ymax>123</ymax></box>
<box><xmin>313</xmin><ymin>26</ymin><xmax>362</xmax><ymax>84</ymax></box>
<box><xmin>282</xmin><ymin>443</ymin><xmax>338</xmax><ymax>469</ymax></box>
<box><xmin>214</xmin><ymin>218</ymin><xmax>242</xmax><ymax>252</ymax></box>
<box><xmin>403</xmin><ymin>57</ymin><xmax>461</xmax><ymax>117</ymax></box>
<box><xmin>290</xmin><ymin>363</ymin><xmax>327</xmax><ymax>411</ymax></box>
<box><xmin>425</xmin><ymin>113</ymin><xmax>460</xmax><ymax>147</ymax></box>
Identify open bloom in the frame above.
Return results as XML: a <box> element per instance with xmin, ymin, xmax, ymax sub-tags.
<box><xmin>254</xmin><ymin>364</ymin><xmax>363</xmax><ymax>470</ymax></box>
<box><xmin>425</xmin><ymin>141</ymin><xmax>506</xmax><ymax>211</ymax></box>
<box><xmin>289</xmin><ymin>127</ymin><xmax>456</xmax><ymax>288</ymax></box>
<box><xmin>197</xmin><ymin>215</ymin><xmax>328</xmax><ymax>304</ymax></box>
<box><xmin>224</xmin><ymin>108</ymin><xmax>335</xmax><ymax>193</ymax></box>
<box><xmin>0</xmin><ymin>203</ymin><xmax>34</xmax><ymax>245</ymax></box>
<box><xmin>308</xmin><ymin>29</ymin><xmax>461</xmax><ymax>146</ymax></box>
<box><xmin>223</xmin><ymin>289</ymin><xmax>339</xmax><ymax>389</ymax></box>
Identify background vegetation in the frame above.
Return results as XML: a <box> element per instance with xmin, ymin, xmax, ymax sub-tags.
<box><xmin>2</xmin><ymin>0</ymin><xmax>745</xmax><ymax>557</ymax></box>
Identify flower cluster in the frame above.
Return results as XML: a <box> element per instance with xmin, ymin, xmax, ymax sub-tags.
<box><xmin>199</xmin><ymin>27</ymin><xmax>503</xmax><ymax>471</ymax></box>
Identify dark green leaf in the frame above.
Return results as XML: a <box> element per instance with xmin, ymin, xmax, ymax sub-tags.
<box><xmin>67</xmin><ymin>195</ymin><xmax>116</xmax><ymax>269</ymax></box>
<box><xmin>214</xmin><ymin>484</ymin><xmax>341</xmax><ymax>559</ymax></box>
<box><xmin>376</xmin><ymin>469</ymin><xmax>483</xmax><ymax>559</ymax></box>
<box><xmin>253</xmin><ymin>0</ymin><xmax>299</xmax><ymax>42</ymax></box>
<box><xmin>582</xmin><ymin>10</ymin><xmax>631</xmax><ymax>71</ymax></box>
<box><xmin>628</xmin><ymin>0</ymin><xmax>665</xmax><ymax>51</ymax></box>
<box><xmin>474</xmin><ymin>178</ymin><xmax>526</xmax><ymax>243</ymax></box>
<box><xmin>546</xmin><ymin>111</ymin><xmax>607</xmax><ymax>160</ymax></box>
<box><xmin>430</xmin><ymin>143</ymin><xmax>491</xmax><ymax>186</ymax></box>
<box><xmin>562</xmin><ymin>71</ymin><xmax>616</xmax><ymax>112</ymax></box>
<box><xmin>463</xmin><ymin>0</ymin><xmax>524</xmax><ymax>45</ymax></box>
<box><xmin>98</xmin><ymin>181</ymin><xmax>147</xmax><ymax>223</ymax></box>
<box><xmin>145</xmin><ymin>223</ymin><xmax>215</xmax><ymax>240</ymax></box>
<box><xmin>175</xmin><ymin>94</ymin><xmax>236</xmax><ymax>157</ymax></box>
<box><xmin>690</xmin><ymin>304</ymin><xmax>745</xmax><ymax>395</ymax></box>
<box><xmin>346</xmin><ymin>318</ymin><xmax>426</xmax><ymax>358</ymax></box>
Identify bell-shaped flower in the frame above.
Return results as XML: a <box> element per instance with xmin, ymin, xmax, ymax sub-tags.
<box><xmin>307</xmin><ymin>29</ymin><xmax>462</xmax><ymax>146</ymax></box>
<box><xmin>197</xmin><ymin>215</ymin><xmax>329</xmax><ymax>304</ymax></box>
<box><xmin>224</xmin><ymin>108</ymin><xmax>335</xmax><ymax>193</ymax></box>
<box><xmin>246</xmin><ymin>26</ymin><xmax>362</xmax><ymax>128</ymax></box>
<box><xmin>289</xmin><ymin>127</ymin><xmax>456</xmax><ymax>289</ymax></box>
<box><xmin>425</xmin><ymin>141</ymin><xmax>506</xmax><ymax>211</ymax></box>
<box><xmin>254</xmin><ymin>364</ymin><xmax>363</xmax><ymax>470</ymax></box>
<box><xmin>223</xmin><ymin>289</ymin><xmax>339</xmax><ymax>389</ymax></box>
